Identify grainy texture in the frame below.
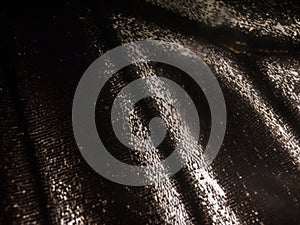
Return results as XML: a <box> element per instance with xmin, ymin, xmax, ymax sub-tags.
<box><xmin>1</xmin><ymin>0</ymin><xmax>299</xmax><ymax>224</ymax></box>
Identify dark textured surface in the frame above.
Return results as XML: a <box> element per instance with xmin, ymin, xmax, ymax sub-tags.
<box><xmin>1</xmin><ymin>1</ymin><xmax>299</xmax><ymax>224</ymax></box>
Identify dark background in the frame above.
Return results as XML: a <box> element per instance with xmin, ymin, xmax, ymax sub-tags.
<box><xmin>1</xmin><ymin>1</ymin><xmax>299</xmax><ymax>224</ymax></box>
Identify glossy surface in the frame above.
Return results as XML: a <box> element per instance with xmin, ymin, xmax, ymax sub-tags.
<box><xmin>1</xmin><ymin>1</ymin><xmax>299</xmax><ymax>224</ymax></box>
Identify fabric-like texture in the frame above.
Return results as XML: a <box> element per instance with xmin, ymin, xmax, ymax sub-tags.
<box><xmin>1</xmin><ymin>1</ymin><xmax>299</xmax><ymax>224</ymax></box>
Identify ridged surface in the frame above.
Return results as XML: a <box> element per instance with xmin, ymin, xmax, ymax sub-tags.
<box><xmin>1</xmin><ymin>1</ymin><xmax>299</xmax><ymax>224</ymax></box>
